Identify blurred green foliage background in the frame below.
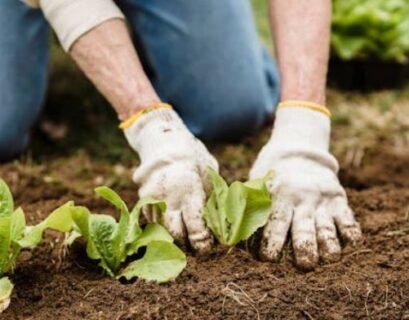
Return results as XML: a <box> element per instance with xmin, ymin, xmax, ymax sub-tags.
<box><xmin>252</xmin><ymin>0</ymin><xmax>409</xmax><ymax>63</ymax></box>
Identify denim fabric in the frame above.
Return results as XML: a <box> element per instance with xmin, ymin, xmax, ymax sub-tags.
<box><xmin>0</xmin><ymin>0</ymin><xmax>49</xmax><ymax>160</ymax></box>
<box><xmin>117</xmin><ymin>0</ymin><xmax>280</xmax><ymax>141</ymax></box>
<box><xmin>0</xmin><ymin>0</ymin><xmax>280</xmax><ymax>159</ymax></box>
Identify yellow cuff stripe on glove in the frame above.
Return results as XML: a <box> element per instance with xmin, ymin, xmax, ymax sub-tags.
<box><xmin>119</xmin><ymin>102</ymin><xmax>173</xmax><ymax>130</ymax></box>
<box><xmin>278</xmin><ymin>100</ymin><xmax>331</xmax><ymax>117</ymax></box>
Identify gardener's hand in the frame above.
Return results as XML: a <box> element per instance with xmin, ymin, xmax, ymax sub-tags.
<box><xmin>250</xmin><ymin>104</ymin><xmax>361</xmax><ymax>270</ymax></box>
<box><xmin>124</xmin><ymin>107</ymin><xmax>218</xmax><ymax>253</ymax></box>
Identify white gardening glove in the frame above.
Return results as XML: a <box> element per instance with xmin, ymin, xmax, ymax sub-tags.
<box><xmin>250</xmin><ymin>104</ymin><xmax>361</xmax><ymax>270</ymax></box>
<box><xmin>124</xmin><ymin>108</ymin><xmax>218</xmax><ymax>253</ymax></box>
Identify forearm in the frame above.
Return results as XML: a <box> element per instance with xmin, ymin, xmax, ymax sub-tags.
<box><xmin>268</xmin><ymin>0</ymin><xmax>331</xmax><ymax>105</ymax></box>
<box><xmin>34</xmin><ymin>0</ymin><xmax>160</xmax><ymax>120</ymax></box>
<box><xmin>69</xmin><ymin>19</ymin><xmax>160</xmax><ymax>120</ymax></box>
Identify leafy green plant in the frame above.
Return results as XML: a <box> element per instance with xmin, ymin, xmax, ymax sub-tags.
<box><xmin>0</xmin><ymin>179</ymin><xmax>73</xmax><ymax>313</ymax></box>
<box><xmin>60</xmin><ymin>187</ymin><xmax>186</xmax><ymax>282</ymax></box>
<box><xmin>0</xmin><ymin>277</ymin><xmax>12</xmax><ymax>313</ymax></box>
<box><xmin>331</xmin><ymin>0</ymin><xmax>409</xmax><ymax>62</ymax></box>
<box><xmin>203</xmin><ymin>169</ymin><xmax>273</xmax><ymax>246</ymax></box>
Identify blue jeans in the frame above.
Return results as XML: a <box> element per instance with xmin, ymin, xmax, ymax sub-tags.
<box><xmin>0</xmin><ymin>0</ymin><xmax>280</xmax><ymax>160</ymax></box>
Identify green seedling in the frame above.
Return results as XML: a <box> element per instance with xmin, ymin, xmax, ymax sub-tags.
<box><xmin>203</xmin><ymin>169</ymin><xmax>273</xmax><ymax>246</ymax></box>
<box><xmin>0</xmin><ymin>179</ymin><xmax>73</xmax><ymax>313</ymax></box>
<box><xmin>58</xmin><ymin>187</ymin><xmax>186</xmax><ymax>283</ymax></box>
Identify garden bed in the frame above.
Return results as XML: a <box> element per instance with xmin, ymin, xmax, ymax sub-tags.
<box><xmin>1</xmin><ymin>146</ymin><xmax>408</xmax><ymax>320</ymax></box>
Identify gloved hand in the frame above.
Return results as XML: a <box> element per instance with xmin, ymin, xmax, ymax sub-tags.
<box><xmin>124</xmin><ymin>108</ymin><xmax>218</xmax><ymax>253</ymax></box>
<box><xmin>250</xmin><ymin>103</ymin><xmax>361</xmax><ymax>270</ymax></box>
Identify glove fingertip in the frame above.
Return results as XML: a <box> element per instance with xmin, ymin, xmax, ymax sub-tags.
<box><xmin>294</xmin><ymin>242</ymin><xmax>319</xmax><ymax>271</ymax></box>
<box><xmin>259</xmin><ymin>247</ymin><xmax>281</xmax><ymax>263</ymax></box>
<box><xmin>340</xmin><ymin>223</ymin><xmax>362</xmax><ymax>244</ymax></box>
<box><xmin>295</xmin><ymin>254</ymin><xmax>318</xmax><ymax>271</ymax></box>
<box><xmin>259</xmin><ymin>237</ymin><xmax>283</xmax><ymax>262</ymax></box>
<box><xmin>317</xmin><ymin>234</ymin><xmax>341</xmax><ymax>264</ymax></box>
<box><xmin>163</xmin><ymin>210</ymin><xmax>187</xmax><ymax>244</ymax></box>
<box><xmin>191</xmin><ymin>235</ymin><xmax>214</xmax><ymax>255</ymax></box>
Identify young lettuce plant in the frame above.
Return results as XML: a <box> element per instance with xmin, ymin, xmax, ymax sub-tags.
<box><xmin>204</xmin><ymin>169</ymin><xmax>273</xmax><ymax>246</ymax></box>
<box><xmin>0</xmin><ymin>179</ymin><xmax>73</xmax><ymax>313</ymax></box>
<box><xmin>60</xmin><ymin>186</ymin><xmax>186</xmax><ymax>283</ymax></box>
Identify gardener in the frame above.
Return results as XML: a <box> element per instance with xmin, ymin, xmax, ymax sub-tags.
<box><xmin>1</xmin><ymin>0</ymin><xmax>361</xmax><ymax>269</ymax></box>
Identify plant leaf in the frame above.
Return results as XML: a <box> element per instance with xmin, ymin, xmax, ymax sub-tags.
<box><xmin>0</xmin><ymin>179</ymin><xmax>13</xmax><ymax>218</ymax></box>
<box><xmin>119</xmin><ymin>241</ymin><xmax>186</xmax><ymax>283</ymax></box>
<box><xmin>0</xmin><ymin>218</ymin><xmax>11</xmax><ymax>276</ymax></box>
<box><xmin>0</xmin><ymin>179</ymin><xmax>13</xmax><ymax>276</ymax></box>
<box><xmin>95</xmin><ymin>186</ymin><xmax>129</xmax><ymax>215</ymax></box>
<box><xmin>128</xmin><ymin>224</ymin><xmax>173</xmax><ymax>255</ymax></box>
<box><xmin>0</xmin><ymin>277</ymin><xmax>12</xmax><ymax>313</ymax></box>
<box><xmin>1</xmin><ymin>208</ymin><xmax>28</xmax><ymax>274</ymax></box>
<box><xmin>204</xmin><ymin>169</ymin><xmax>273</xmax><ymax>247</ymax></box>
<box><xmin>10</xmin><ymin>208</ymin><xmax>25</xmax><ymax>242</ymax></box>
<box><xmin>70</xmin><ymin>206</ymin><xmax>92</xmax><ymax>240</ymax></box>
<box><xmin>203</xmin><ymin>194</ymin><xmax>225</xmax><ymax>244</ymax></box>
<box><xmin>243</xmin><ymin>170</ymin><xmax>273</xmax><ymax>190</ymax></box>
<box><xmin>60</xmin><ymin>187</ymin><xmax>186</xmax><ymax>281</ymax></box>
<box><xmin>228</xmin><ymin>184</ymin><xmax>272</xmax><ymax>245</ymax></box>
<box><xmin>18</xmin><ymin>201</ymin><xmax>74</xmax><ymax>248</ymax></box>
<box><xmin>127</xmin><ymin>198</ymin><xmax>167</xmax><ymax>246</ymax></box>
<box><xmin>69</xmin><ymin>206</ymin><xmax>101</xmax><ymax>260</ymax></box>
<box><xmin>42</xmin><ymin>201</ymin><xmax>74</xmax><ymax>232</ymax></box>
<box><xmin>96</xmin><ymin>187</ymin><xmax>129</xmax><ymax>270</ymax></box>
<box><xmin>65</xmin><ymin>230</ymin><xmax>82</xmax><ymax>246</ymax></box>
<box><xmin>95</xmin><ymin>187</ymin><xmax>130</xmax><ymax>266</ymax></box>
<box><xmin>88</xmin><ymin>214</ymin><xmax>118</xmax><ymax>276</ymax></box>
<box><xmin>203</xmin><ymin>169</ymin><xmax>229</xmax><ymax>244</ymax></box>
<box><xmin>130</xmin><ymin>197</ymin><xmax>167</xmax><ymax>225</ymax></box>
<box><xmin>225</xmin><ymin>182</ymin><xmax>247</xmax><ymax>245</ymax></box>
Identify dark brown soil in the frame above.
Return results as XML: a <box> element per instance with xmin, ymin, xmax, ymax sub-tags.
<box><xmin>1</xmin><ymin>147</ymin><xmax>409</xmax><ymax>320</ymax></box>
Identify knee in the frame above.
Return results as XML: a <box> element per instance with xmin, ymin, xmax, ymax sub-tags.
<box><xmin>0</xmin><ymin>101</ymin><xmax>41</xmax><ymax>161</ymax></box>
<box><xmin>205</xmin><ymin>96</ymin><xmax>268</xmax><ymax>141</ymax></box>
<box><xmin>182</xmin><ymin>81</ymin><xmax>272</xmax><ymax>142</ymax></box>
<box><xmin>0</xmin><ymin>126</ymin><xmax>30</xmax><ymax>162</ymax></box>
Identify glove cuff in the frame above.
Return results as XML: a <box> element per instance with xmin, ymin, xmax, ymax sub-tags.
<box><xmin>272</xmin><ymin>105</ymin><xmax>331</xmax><ymax>152</ymax></box>
<box><xmin>269</xmin><ymin>105</ymin><xmax>339</xmax><ymax>173</ymax></box>
<box><xmin>278</xmin><ymin>100</ymin><xmax>331</xmax><ymax>117</ymax></box>
<box><xmin>124</xmin><ymin>109</ymin><xmax>192</xmax><ymax>162</ymax></box>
